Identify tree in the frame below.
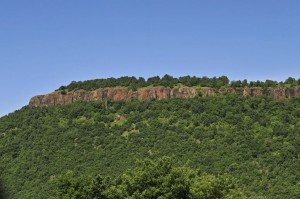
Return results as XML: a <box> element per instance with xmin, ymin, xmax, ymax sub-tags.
<box><xmin>230</xmin><ymin>80</ymin><xmax>242</xmax><ymax>88</ymax></box>
<box><xmin>285</xmin><ymin>77</ymin><xmax>297</xmax><ymax>86</ymax></box>
<box><xmin>147</xmin><ymin>76</ymin><xmax>161</xmax><ymax>86</ymax></box>
<box><xmin>54</xmin><ymin>157</ymin><xmax>246</xmax><ymax>199</ymax></box>
<box><xmin>137</xmin><ymin>77</ymin><xmax>146</xmax><ymax>88</ymax></box>
<box><xmin>218</xmin><ymin>76</ymin><xmax>230</xmax><ymax>87</ymax></box>
<box><xmin>160</xmin><ymin>74</ymin><xmax>178</xmax><ymax>88</ymax></box>
<box><xmin>0</xmin><ymin>180</ymin><xmax>4</xmax><ymax>199</ymax></box>
<box><xmin>54</xmin><ymin>171</ymin><xmax>108</xmax><ymax>199</ymax></box>
<box><xmin>264</xmin><ymin>80</ymin><xmax>277</xmax><ymax>88</ymax></box>
<box><xmin>241</xmin><ymin>79</ymin><xmax>248</xmax><ymax>87</ymax></box>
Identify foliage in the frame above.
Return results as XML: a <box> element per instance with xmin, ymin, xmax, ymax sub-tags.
<box><xmin>0</xmin><ymin>95</ymin><xmax>300</xmax><ymax>198</ymax></box>
<box><xmin>0</xmin><ymin>180</ymin><xmax>4</xmax><ymax>199</ymax></box>
<box><xmin>56</xmin><ymin>75</ymin><xmax>300</xmax><ymax>91</ymax></box>
<box><xmin>54</xmin><ymin>171</ymin><xmax>108</xmax><ymax>199</ymax></box>
<box><xmin>54</xmin><ymin>157</ymin><xmax>246</xmax><ymax>199</ymax></box>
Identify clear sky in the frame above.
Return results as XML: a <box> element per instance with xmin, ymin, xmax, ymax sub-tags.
<box><xmin>1</xmin><ymin>0</ymin><xmax>300</xmax><ymax>116</ymax></box>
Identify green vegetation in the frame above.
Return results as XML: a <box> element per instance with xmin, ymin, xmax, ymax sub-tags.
<box><xmin>54</xmin><ymin>157</ymin><xmax>246</xmax><ymax>199</ymax></box>
<box><xmin>57</xmin><ymin>75</ymin><xmax>300</xmax><ymax>91</ymax></box>
<box><xmin>0</xmin><ymin>94</ymin><xmax>300</xmax><ymax>198</ymax></box>
<box><xmin>0</xmin><ymin>181</ymin><xmax>4</xmax><ymax>199</ymax></box>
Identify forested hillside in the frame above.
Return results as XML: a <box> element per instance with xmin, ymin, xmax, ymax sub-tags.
<box><xmin>0</xmin><ymin>94</ymin><xmax>299</xmax><ymax>198</ymax></box>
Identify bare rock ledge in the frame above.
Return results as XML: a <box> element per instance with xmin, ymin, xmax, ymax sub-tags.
<box><xmin>29</xmin><ymin>87</ymin><xmax>300</xmax><ymax>107</ymax></box>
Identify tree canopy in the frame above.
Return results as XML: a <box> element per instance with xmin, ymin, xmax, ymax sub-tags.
<box><xmin>54</xmin><ymin>157</ymin><xmax>246</xmax><ymax>199</ymax></box>
<box><xmin>56</xmin><ymin>75</ymin><xmax>300</xmax><ymax>91</ymax></box>
<box><xmin>0</xmin><ymin>94</ymin><xmax>299</xmax><ymax>198</ymax></box>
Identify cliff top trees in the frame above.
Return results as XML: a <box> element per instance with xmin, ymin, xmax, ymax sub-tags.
<box><xmin>57</xmin><ymin>75</ymin><xmax>300</xmax><ymax>92</ymax></box>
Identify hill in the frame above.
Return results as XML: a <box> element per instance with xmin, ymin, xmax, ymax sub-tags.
<box><xmin>0</xmin><ymin>76</ymin><xmax>300</xmax><ymax>198</ymax></box>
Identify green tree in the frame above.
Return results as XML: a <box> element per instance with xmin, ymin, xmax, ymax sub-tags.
<box><xmin>218</xmin><ymin>76</ymin><xmax>230</xmax><ymax>87</ymax></box>
<box><xmin>54</xmin><ymin>171</ymin><xmax>108</xmax><ymax>199</ymax></box>
<box><xmin>0</xmin><ymin>180</ymin><xmax>4</xmax><ymax>199</ymax></box>
<box><xmin>264</xmin><ymin>80</ymin><xmax>277</xmax><ymax>88</ymax></box>
<box><xmin>241</xmin><ymin>79</ymin><xmax>248</xmax><ymax>87</ymax></box>
<box><xmin>285</xmin><ymin>77</ymin><xmax>297</xmax><ymax>86</ymax></box>
<box><xmin>54</xmin><ymin>157</ymin><xmax>246</xmax><ymax>199</ymax></box>
<box><xmin>105</xmin><ymin>157</ymin><xmax>245</xmax><ymax>199</ymax></box>
<box><xmin>285</xmin><ymin>77</ymin><xmax>296</xmax><ymax>84</ymax></box>
<box><xmin>147</xmin><ymin>76</ymin><xmax>161</xmax><ymax>86</ymax></box>
<box><xmin>160</xmin><ymin>74</ymin><xmax>178</xmax><ymax>88</ymax></box>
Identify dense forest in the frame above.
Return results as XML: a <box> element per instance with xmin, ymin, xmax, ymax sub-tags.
<box><xmin>57</xmin><ymin>75</ymin><xmax>300</xmax><ymax>91</ymax></box>
<box><xmin>0</xmin><ymin>93</ymin><xmax>299</xmax><ymax>198</ymax></box>
<box><xmin>54</xmin><ymin>157</ymin><xmax>246</xmax><ymax>199</ymax></box>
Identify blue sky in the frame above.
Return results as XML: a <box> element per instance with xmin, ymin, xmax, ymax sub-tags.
<box><xmin>1</xmin><ymin>0</ymin><xmax>300</xmax><ymax>116</ymax></box>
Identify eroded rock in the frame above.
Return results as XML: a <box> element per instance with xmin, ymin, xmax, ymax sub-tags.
<box><xmin>29</xmin><ymin>86</ymin><xmax>300</xmax><ymax>107</ymax></box>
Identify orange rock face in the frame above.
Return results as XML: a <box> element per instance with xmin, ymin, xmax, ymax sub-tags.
<box><xmin>28</xmin><ymin>87</ymin><xmax>300</xmax><ymax>107</ymax></box>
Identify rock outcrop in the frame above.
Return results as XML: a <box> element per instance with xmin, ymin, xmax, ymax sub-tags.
<box><xmin>29</xmin><ymin>86</ymin><xmax>300</xmax><ymax>107</ymax></box>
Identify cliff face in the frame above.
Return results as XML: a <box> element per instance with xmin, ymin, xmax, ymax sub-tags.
<box><xmin>29</xmin><ymin>87</ymin><xmax>300</xmax><ymax>107</ymax></box>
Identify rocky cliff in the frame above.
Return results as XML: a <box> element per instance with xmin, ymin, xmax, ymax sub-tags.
<box><xmin>29</xmin><ymin>86</ymin><xmax>300</xmax><ymax>107</ymax></box>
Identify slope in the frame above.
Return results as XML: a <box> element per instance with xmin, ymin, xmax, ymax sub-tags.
<box><xmin>0</xmin><ymin>95</ymin><xmax>299</xmax><ymax>198</ymax></box>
